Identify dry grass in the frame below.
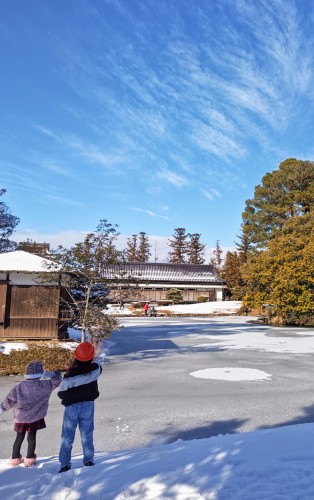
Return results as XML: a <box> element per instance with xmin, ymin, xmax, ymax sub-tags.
<box><xmin>0</xmin><ymin>341</ymin><xmax>75</xmax><ymax>376</ymax></box>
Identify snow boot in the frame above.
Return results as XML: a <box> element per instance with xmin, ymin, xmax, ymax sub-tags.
<box><xmin>59</xmin><ymin>464</ymin><xmax>71</xmax><ymax>473</ymax></box>
<box><xmin>9</xmin><ymin>455</ymin><xmax>23</xmax><ymax>466</ymax></box>
<box><xmin>24</xmin><ymin>454</ymin><xmax>37</xmax><ymax>467</ymax></box>
<box><xmin>84</xmin><ymin>461</ymin><xmax>95</xmax><ymax>467</ymax></box>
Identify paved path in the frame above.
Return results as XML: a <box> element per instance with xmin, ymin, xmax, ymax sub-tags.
<box><xmin>1</xmin><ymin>316</ymin><xmax>314</xmax><ymax>460</ymax></box>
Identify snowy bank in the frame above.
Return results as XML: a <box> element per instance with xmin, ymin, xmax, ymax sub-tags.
<box><xmin>1</xmin><ymin>423</ymin><xmax>314</xmax><ymax>499</ymax></box>
<box><xmin>156</xmin><ymin>300</ymin><xmax>242</xmax><ymax>315</ymax></box>
<box><xmin>106</xmin><ymin>300</ymin><xmax>242</xmax><ymax>316</ymax></box>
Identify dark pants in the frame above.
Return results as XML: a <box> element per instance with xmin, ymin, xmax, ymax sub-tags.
<box><xmin>12</xmin><ymin>430</ymin><xmax>37</xmax><ymax>459</ymax></box>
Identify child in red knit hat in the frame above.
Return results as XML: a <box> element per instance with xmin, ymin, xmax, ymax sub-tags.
<box><xmin>57</xmin><ymin>342</ymin><xmax>102</xmax><ymax>473</ymax></box>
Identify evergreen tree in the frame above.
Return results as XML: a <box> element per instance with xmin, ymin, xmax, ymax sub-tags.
<box><xmin>168</xmin><ymin>228</ymin><xmax>188</xmax><ymax>263</ymax></box>
<box><xmin>126</xmin><ymin>235</ymin><xmax>138</xmax><ymax>261</ymax></box>
<box><xmin>137</xmin><ymin>232</ymin><xmax>151</xmax><ymax>262</ymax></box>
<box><xmin>242</xmin><ymin>159</ymin><xmax>314</xmax><ymax>248</ymax></box>
<box><xmin>210</xmin><ymin>240</ymin><xmax>223</xmax><ymax>272</ymax></box>
<box><xmin>235</xmin><ymin>228</ymin><xmax>252</xmax><ymax>265</ymax></box>
<box><xmin>166</xmin><ymin>288</ymin><xmax>183</xmax><ymax>304</ymax></box>
<box><xmin>241</xmin><ymin>158</ymin><xmax>314</xmax><ymax>325</ymax></box>
<box><xmin>187</xmin><ymin>233</ymin><xmax>205</xmax><ymax>264</ymax></box>
<box><xmin>222</xmin><ymin>251</ymin><xmax>244</xmax><ymax>299</ymax></box>
<box><xmin>0</xmin><ymin>189</ymin><xmax>19</xmax><ymax>253</ymax></box>
<box><xmin>243</xmin><ymin>212</ymin><xmax>314</xmax><ymax>325</ymax></box>
<box><xmin>125</xmin><ymin>232</ymin><xmax>151</xmax><ymax>262</ymax></box>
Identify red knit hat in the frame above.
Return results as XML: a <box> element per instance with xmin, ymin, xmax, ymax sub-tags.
<box><xmin>74</xmin><ymin>342</ymin><xmax>94</xmax><ymax>362</ymax></box>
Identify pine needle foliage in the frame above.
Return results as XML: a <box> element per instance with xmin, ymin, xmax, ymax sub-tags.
<box><xmin>168</xmin><ymin>228</ymin><xmax>189</xmax><ymax>263</ymax></box>
<box><xmin>242</xmin><ymin>158</ymin><xmax>314</xmax><ymax>326</ymax></box>
<box><xmin>165</xmin><ymin>288</ymin><xmax>183</xmax><ymax>304</ymax></box>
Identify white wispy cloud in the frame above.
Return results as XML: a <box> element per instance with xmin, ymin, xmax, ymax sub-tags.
<box><xmin>46</xmin><ymin>194</ymin><xmax>83</xmax><ymax>207</ymax></box>
<box><xmin>209</xmin><ymin>188</ymin><xmax>221</xmax><ymax>198</ymax></box>
<box><xmin>203</xmin><ymin>190</ymin><xmax>214</xmax><ymax>201</ymax></box>
<box><xmin>32</xmin><ymin>124</ymin><xmax>61</xmax><ymax>141</ymax></box>
<box><xmin>42</xmin><ymin>160</ymin><xmax>73</xmax><ymax>176</ymax></box>
<box><xmin>192</xmin><ymin>121</ymin><xmax>246</xmax><ymax>161</ymax></box>
<box><xmin>31</xmin><ymin>0</ymin><xmax>314</xmax><ymax>205</ymax></box>
<box><xmin>158</xmin><ymin>168</ymin><xmax>188</xmax><ymax>188</ymax></box>
<box><xmin>33</xmin><ymin>125</ymin><xmax>125</xmax><ymax>171</ymax></box>
<box><xmin>202</xmin><ymin>187</ymin><xmax>221</xmax><ymax>201</ymax></box>
<box><xmin>130</xmin><ymin>207</ymin><xmax>170</xmax><ymax>220</ymax></box>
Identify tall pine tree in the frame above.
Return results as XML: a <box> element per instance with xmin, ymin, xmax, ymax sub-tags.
<box><xmin>137</xmin><ymin>232</ymin><xmax>151</xmax><ymax>262</ymax></box>
<box><xmin>242</xmin><ymin>158</ymin><xmax>314</xmax><ymax>248</ymax></box>
<box><xmin>210</xmin><ymin>240</ymin><xmax>223</xmax><ymax>273</ymax></box>
<box><xmin>222</xmin><ymin>251</ymin><xmax>244</xmax><ymax>299</ymax></box>
<box><xmin>125</xmin><ymin>235</ymin><xmax>138</xmax><ymax>261</ymax></box>
<box><xmin>125</xmin><ymin>232</ymin><xmax>151</xmax><ymax>262</ymax></box>
<box><xmin>235</xmin><ymin>228</ymin><xmax>252</xmax><ymax>265</ymax></box>
<box><xmin>168</xmin><ymin>228</ymin><xmax>188</xmax><ymax>263</ymax></box>
<box><xmin>187</xmin><ymin>233</ymin><xmax>205</xmax><ymax>264</ymax></box>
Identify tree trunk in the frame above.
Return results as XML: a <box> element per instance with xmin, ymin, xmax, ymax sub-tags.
<box><xmin>81</xmin><ymin>285</ymin><xmax>92</xmax><ymax>343</ymax></box>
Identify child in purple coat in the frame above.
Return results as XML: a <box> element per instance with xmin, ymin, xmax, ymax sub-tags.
<box><xmin>0</xmin><ymin>360</ymin><xmax>61</xmax><ymax>467</ymax></box>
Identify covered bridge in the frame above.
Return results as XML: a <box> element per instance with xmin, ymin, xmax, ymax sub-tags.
<box><xmin>0</xmin><ymin>250</ymin><xmax>71</xmax><ymax>340</ymax></box>
<box><xmin>104</xmin><ymin>262</ymin><xmax>225</xmax><ymax>303</ymax></box>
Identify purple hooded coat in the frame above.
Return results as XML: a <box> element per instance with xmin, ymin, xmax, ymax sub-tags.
<box><xmin>0</xmin><ymin>372</ymin><xmax>62</xmax><ymax>423</ymax></box>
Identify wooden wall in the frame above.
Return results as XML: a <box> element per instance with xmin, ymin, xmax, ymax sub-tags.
<box><xmin>3</xmin><ymin>318</ymin><xmax>59</xmax><ymax>339</ymax></box>
<box><xmin>0</xmin><ymin>283</ymin><xmax>7</xmax><ymax>324</ymax></box>
<box><xmin>0</xmin><ymin>284</ymin><xmax>66</xmax><ymax>339</ymax></box>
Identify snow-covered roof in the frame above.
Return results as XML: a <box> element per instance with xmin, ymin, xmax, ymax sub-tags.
<box><xmin>0</xmin><ymin>250</ymin><xmax>57</xmax><ymax>272</ymax></box>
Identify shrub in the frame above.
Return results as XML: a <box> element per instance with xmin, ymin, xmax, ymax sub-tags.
<box><xmin>0</xmin><ymin>342</ymin><xmax>74</xmax><ymax>376</ymax></box>
<box><xmin>165</xmin><ymin>288</ymin><xmax>183</xmax><ymax>304</ymax></box>
<box><xmin>197</xmin><ymin>296</ymin><xmax>208</xmax><ymax>302</ymax></box>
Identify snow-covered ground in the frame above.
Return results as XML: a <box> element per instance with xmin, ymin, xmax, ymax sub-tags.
<box><xmin>1</xmin><ymin>305</ymin><xmax>314</xmax><ymax>499</ymax></box>
<box><xmin>157</xmin><ymin>300</ymin><xmax>242</xmax><ymax>315</ymax></box>
<box><xmin>1</xmin><ymin>423</ymin><xmax>314</xmax><ymax>499</ymax></box>
<box><xmin>106</xmin><ymin>300</ymin><xmax>242</xmax><ymax>316</ymax></box>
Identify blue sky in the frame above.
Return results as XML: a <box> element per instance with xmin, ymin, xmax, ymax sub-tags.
<box><xmin>1</xmin><ymin>0</ymin><xmax>314</xmax><ymax>260</ymax></box>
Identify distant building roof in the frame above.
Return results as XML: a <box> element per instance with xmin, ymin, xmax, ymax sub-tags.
<box><xmin>17</xmin><ymin>242</ymin><xmax>50</xmax><ymax>256</ymax></box>
<box><xmin>103</xmin><ymin>262</ymin><xmax>223</xmax><ymax>284</ymax></box>
<box><xmin>0</xmin><ymin>250</ymin><xmax>56</xmax><ymax>272</ymax></box>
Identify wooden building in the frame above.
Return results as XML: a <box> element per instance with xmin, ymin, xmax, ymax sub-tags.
<box><xmin>0</xmin><ymin>250</ymin><xmax>71</xmax><ymax>340</ymax></box>
<box><xmin>104</xmin><ymin>262</ymin><xmax>225</xmax><ymax>303</ymax></box>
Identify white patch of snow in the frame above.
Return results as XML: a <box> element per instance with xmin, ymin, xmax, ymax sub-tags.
<box><xmin>0</xmin><ymin>342</ymin><xmax>28</xmax><ymax>354</ymax></box>
<box><xmin>105</xmin><ymin>304</ymin><xmax>135</xmax><ymax>316</ymax></box>
<box><xmin>190</xmin><ymin>367</ymin><xmax>272</xmax><ymax>381</ymax></box>
<box><xmin>156</xmin><ymin>300</ymin><xmax>242</xmax><ymax>315</ymax></box>
<box><xmin>56</xmin><ymin>342</ymin><xmax>78</xmax><ymax>351</ymax></box>
<box><xmin>191</xmin><ymin>328</ymin><xmax>314</xmax><ymax>354</ymax></box>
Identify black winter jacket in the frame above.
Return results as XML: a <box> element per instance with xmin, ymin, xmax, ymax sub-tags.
<box><xmin>58</xmin><ymin>360</ymin><xmax>102</xmax><ymax>407</ymax></box>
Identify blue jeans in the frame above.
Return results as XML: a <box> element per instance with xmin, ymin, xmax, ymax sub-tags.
<box><xmin>59</xmin><ymin>401</ymin><xmax>95</xmax><ymax>467</ymax></box>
